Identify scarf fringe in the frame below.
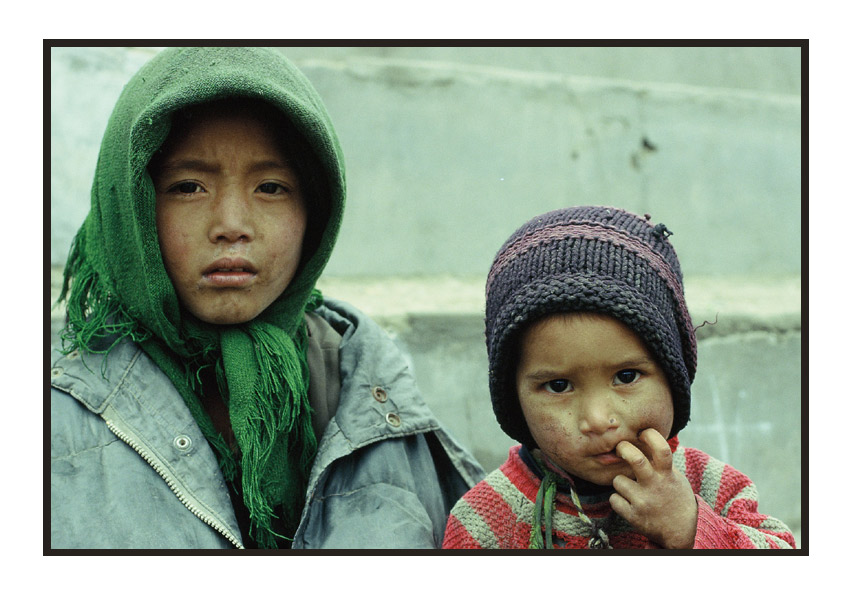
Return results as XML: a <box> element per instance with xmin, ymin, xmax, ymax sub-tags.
<box><xmin>58</xmin><ymin>232</ymin><xmax>151</xmax><ymax>374</ymax></box>
<box><xmin>222</xmin><ymin>323</ymin><xmax>318</xmax><ymax>549</ymax></box>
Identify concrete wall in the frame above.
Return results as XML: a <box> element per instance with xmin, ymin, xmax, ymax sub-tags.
<box><xmin>49</xmin><ymin>45</ymin><xmax>803</xmax><ymax>544</ymax></box>
<box><xmin>51</xmin><ymin>46</ymin><xmax>802</xmax><ymax>276</ymax></box>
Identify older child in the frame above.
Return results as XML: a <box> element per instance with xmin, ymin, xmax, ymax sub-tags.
<box><xmin>50</xmin><ymin>47</ymin><xmax>484</xmax><ymax>550</ymax></box>
<box><xmin>442</xmin><ymin>206</ymin><xmax>795</xmax><ymax>549</ymax></box>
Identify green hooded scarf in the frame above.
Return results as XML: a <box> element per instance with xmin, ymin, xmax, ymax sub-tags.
<box><xmin>59</xmin><ymin>47</ymin><xmax>346</xmax><ymax>548</ymax></box>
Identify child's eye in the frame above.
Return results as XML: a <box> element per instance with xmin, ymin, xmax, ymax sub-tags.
<box><xmin>614</xmin><ymin>369</ymin><xmax>641</xmax><ymax>385</ymax></box>
<box><xmin>169</xmin><ymin>182</ymin><xmax>204</xmax><ymax>194</ymax></box>
<box><xmin>543</xmin><ymin>379</ymin><xmax>572</xmax><ymax>394</ymax></box>
<box><xmin>256</xmin><ymin>182</ymin><xmax>289</xmax><ymax>194</ymax></box>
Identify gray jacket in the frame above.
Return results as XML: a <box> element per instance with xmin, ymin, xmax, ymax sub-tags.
<box><xmin>50</xmin><ymin>298</ymin><xmax>485</xmax><ymax>549</ymax></box>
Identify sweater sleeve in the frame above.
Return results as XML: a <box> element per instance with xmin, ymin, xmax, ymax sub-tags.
<box><xmin>442</xmin><ymin>511</ymin><xmax>484</xmax><ymax>549</ymax></box>
<box><xmin>442</xmin><ymin>455</ymin><xmax>530</xmax><ymax>549</ymax></box>
<box><xmin>442</xmin><ymin>477</ymin><xmax>515</xmax><ymax>549</ymax></box>
<box><xmin>681</xmin><ymin>447</ymin><xmax>797</xmax><ymax>549</ymax></box>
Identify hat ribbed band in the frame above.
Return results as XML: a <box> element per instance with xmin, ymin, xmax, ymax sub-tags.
<box><xmin>486</xmin><ymin>220</ymin><xmax>696</xmax><ymax>368</ymax></box>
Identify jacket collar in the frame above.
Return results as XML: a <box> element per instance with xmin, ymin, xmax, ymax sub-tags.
<box><xmin>312</xmin><ymin>297</ymin><xmax>444</xmax><ymax>449</ymax></box>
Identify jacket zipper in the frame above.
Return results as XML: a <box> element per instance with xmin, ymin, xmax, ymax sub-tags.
<box><xmin>105</xmin><ymin>419</ymin><xmax>244</xmax><ymax>549</ymax></box>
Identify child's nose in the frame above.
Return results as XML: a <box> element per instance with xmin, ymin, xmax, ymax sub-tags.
<box><xmin>578</xmin><ymin>393</ymin><xmax>619</xmax><ymax>435</ymax></box>
<box><xmin>208</xmin><ymin>187</ymin><xmax>255</xmax><ymax>243</ymax></box>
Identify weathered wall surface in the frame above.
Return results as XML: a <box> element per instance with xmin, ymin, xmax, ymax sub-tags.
<box><xmin>50</xmin><ymin>45</ymin><xmax>803</xmax><ymax>544</ymax></box>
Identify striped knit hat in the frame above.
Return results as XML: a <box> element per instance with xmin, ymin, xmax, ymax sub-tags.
<box><xmin>485</xmin><ymin>206</ymin><xmax>697</xmax><ymax>447</ymax></box>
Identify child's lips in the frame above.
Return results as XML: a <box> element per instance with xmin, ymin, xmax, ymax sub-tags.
<box><xmin>591</xmin><ymin>450</ymin><xmax>624</xmax><ymax>465</ymax></box>
<box><xmin>205</xmin><ymin>271</ymin><xmax>255</xmax><ymax>286</ymax></box>
<box><xmin>203</xmin><ymin>258</ymin><xmax>257</xmax><ymax>287</ymax></box>
<box><xmin>589</xmin><ymin>440</ymin><xmax>631</xmax><ymax>465</ymax></box>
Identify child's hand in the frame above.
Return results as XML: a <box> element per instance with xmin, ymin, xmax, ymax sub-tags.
<box><xmin>609</xmin><ymin>428</ymin><xmax>698</xmax><ymax>549</ymax></box>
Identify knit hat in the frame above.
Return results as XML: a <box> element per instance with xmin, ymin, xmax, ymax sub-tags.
<box><xmin>485</xmin><ymin>206</ymin><xmax>697</xmax><ymax>447</ymax></box>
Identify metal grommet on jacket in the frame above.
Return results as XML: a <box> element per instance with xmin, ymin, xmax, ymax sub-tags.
<box><xmin>372</xmin><ymin>386</ymin><xmax>388</xmax><ymax>403</ymax></box>
<box><xmin>173</xmin><ymin>435</ymin><xmax>192</xmax><ymax>451</ymax></box>
<box><xmin>385</xmin><ymin>412</ymin><xmax>401</xmax><ymax>427</ymax></box>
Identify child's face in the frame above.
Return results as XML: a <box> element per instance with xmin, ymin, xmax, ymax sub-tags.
<box><xmin>152</xmin><ymin>109</ymin><xmax>307</xmax><ymax>325</ymax></box>
<box><xmin>515</xmin><ymin>312</ymin><xmax>674</xmax><ymax>486</ymax></box>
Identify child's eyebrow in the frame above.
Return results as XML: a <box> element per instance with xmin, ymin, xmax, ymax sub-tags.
<box><xmin>521</xmin><ymin>369</ymin><xmax>568</xmax><ymax>382</ymax></box>
<box><xmin>158</xmin><ymin>158</ymin><xmax>219</xmax><ymax>173</ymax></box>
<box><xmin>610</xmin><ymin>357</ymin><xmax>657</xmax><ymax>370</ymax></box>
<box><xmin>157</xmin><ymin>158</ymin><xmax>293</xmax><ymax>174</ymax></box>
<box><xmin>245</xmin><ymin>159</ymin><xmax>295</xmax><ymax>174</ymax></box>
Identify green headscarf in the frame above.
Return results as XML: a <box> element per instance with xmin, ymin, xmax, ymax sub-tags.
<box><xmin>59</xmin><ymin>47</ymin><xmax>346</xmax><ymax>548</ymax></box>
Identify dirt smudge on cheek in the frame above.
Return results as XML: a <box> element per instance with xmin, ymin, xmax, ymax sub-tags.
<box><xmin>535</xmin><ymin>414</ymin><xmax>579</xmax><ymax>455</ymax></box>
<box><xmin>634</xmin><ymin>402</ymin><xmax>674</xmax><ymax>440</ymax></box>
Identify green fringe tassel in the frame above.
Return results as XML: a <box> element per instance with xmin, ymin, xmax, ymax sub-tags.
<box><xmin>530</xmin><ymin>472</ymin><xmax>557</xmax><ymax>549</ymax></box>
<box><xmin>221</xmin><ymin>322</ymin><xmax>317</xmax><ymax>549</ymax></box>
<box><xmin>58</xmin><ymin>231</ymin><xmax>150</xmax><ymax>371</ymax></box>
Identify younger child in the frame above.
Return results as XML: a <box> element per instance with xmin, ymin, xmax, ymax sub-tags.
<box><xmin>442</xmin><ymin>206</ymin><xmax>796</xmax><ymax>549</ymax></box>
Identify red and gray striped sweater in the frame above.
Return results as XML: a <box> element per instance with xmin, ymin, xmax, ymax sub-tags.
<box><xmin>442</xmin><ymin>445</ymin><xmax>796</xmax><ymax>549</ymax></box>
